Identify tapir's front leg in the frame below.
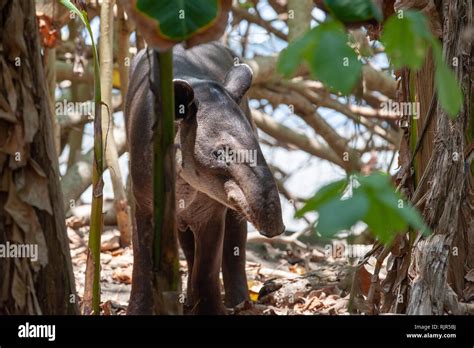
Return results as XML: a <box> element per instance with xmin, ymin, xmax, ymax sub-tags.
<box><xmin>222</xmin><ymin>210</ymin><xmax>249</xmax><ymax>307</ymax></box>
<box><xmin>190</xmin><ymin>203</ymin><xmax>227</xmax><ymax>315</ymax></box>
<box><xmin>128</xmin><ymin>207</ymin><xmax>154</xmax><ymax>314</ymax></box>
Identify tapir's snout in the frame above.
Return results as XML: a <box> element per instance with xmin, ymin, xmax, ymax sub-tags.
<box><xmin>255</xmin><ymin>189</ymin><xmax>285</xmax><ymax>238</ymax></box>
<box><xmin>259</xmin><ymin>224</ymin><xmax>286</xmax><ymax>238</ymax></box>
<box><xmin>224</xmin><ymin>163</ymin><xmax>285</xmax><ymax>238</ymax></box>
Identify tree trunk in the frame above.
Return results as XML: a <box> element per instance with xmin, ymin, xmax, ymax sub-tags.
<box><xmin>0</xmin><ymin>0</ymin><xmax>78</xmax><ymax>314</ymax></box>
<box><xmin>99</xmin><ymin>0</ymin><xmax>132</xmax><ymax>247</ymax></box>
<box><xmin>400</xmin><ymin>0</ymin><xmax>473</xmax><ymax>315</ymax></box>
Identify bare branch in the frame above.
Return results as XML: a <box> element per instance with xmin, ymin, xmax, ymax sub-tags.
<box><xmin>250</xmin><ymin>86</ymin><xmax>361</xmax><ymax>171</ymax></box>
<box><xmin>251</xmin><ymin>108</ymin><xmax>345</xmax><ymax>168</ymax></box>
<box><xmin>232</xmin><ymin>6</ymin><xmax>288</xmax><ymax>41</ymax></box>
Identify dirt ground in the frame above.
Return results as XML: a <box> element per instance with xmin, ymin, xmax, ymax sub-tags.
<box><xmin>68</xmin><ymin>224</ymin><xmax>358</xmax><ymax>315</ymax></box>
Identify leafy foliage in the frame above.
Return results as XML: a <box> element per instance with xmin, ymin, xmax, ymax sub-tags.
<box><xmin>381</xmin><ymin>11</ymin><xmax>463</xmax><ymax>118</ymax></box>
<box><xmin>296</xmin><ymin>172</ymin><xmax>430</xmax><ymax>245</ymax></box>
<box><xmin>278</xmin><ymin>21</ymin><xmax>362</xmax><ymax>94</ymax></box>
<box><xmin>324</xmin><ymin>0</ymin><xmax>383</xmax><ymax>23</ymax></box>
<box><xmin>381</xmin><ymin>11</ymin><xmax>431</xmax><ymax>70</ymax></box>
<box><xmin>122</xmin><ymin>0</ymin><xmax>230</xmax><ymax>50</ymax></box>
<box><xmin>278</xmin><ymin>6</ymin><xmax>463</xmax><ymax>117</ymax></box>
<box><xmin>136</xmin><ymin>0</ymin><xmax>218</xmax><ymax>40</ymax></box>
<box><xmin>431</xmin><ymin>41</ymin><xmax>464</xmax><ymax>118</ymax></box>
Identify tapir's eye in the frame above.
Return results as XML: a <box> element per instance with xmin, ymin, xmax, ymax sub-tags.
<box><xmin>212</xmin><ymin>150</ymin><xmax>221</xmax><ymax>160</ymax></box>
<box><xmin>212</xmin><ymin>148</ymin><xmax>232</xmax><ymax>166</ymax></box>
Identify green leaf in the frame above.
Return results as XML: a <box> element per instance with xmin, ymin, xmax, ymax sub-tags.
<box><xmin>356</xmin><ymin>171</ymin><xmax>391</xmax><ymax>190</ymax></box>
<box><xmin>59</xmin><ymin>0</ymin><xmax>88</xmax><ymax>24</ymax></box>
<box><xmin>397</xmin><ymin>202</ymin><xmax>430</xmax><ymax>236</ymax></box>
<box><xmin>136</xmin><ymin>0</ymin><xmax>220</xmax><ymax>41</ymax></box>
<box><xmin>432</xmin><ymin>41</ymin><xmax>463</xmax><ymax>118</ymax></box>
<box><xmin>362</xmin><ymin>189</ymin><xmax>408</xmax><ymax>244</ymax></box>
<box><xmin>307</xmin><ymin>21</ymin><xmax>362</xmax><ymax>94</ymax></box>
<box><xmin>317</xmin><ymin>191</ymin><xmax>369</xmax><ymax>238</ymax></box>
<box><xmin>404</xmin><ymin>11</ymin><xmax>433</xmax><ymax>40</ymax></box>
<box><xmin>381</xmin><ymin>11</ymin><xmax>431</xmax><ymax>70</ymax></box>
<box><xmin>382</xmin><ymin>10</ymin><xmax>462</xmax><ymax>117</ymax></box>
<box><xmin>296</xmin><ymin>172</ymin><xmax>431</xmax><ymax>245</ymax></box>
<box><xmin>324</xmin><ymin>0</ymin><xmax>383</xmax><ymax>23</ymax></box>
<box><xmin>278</xmin><ymin>21</ymin><xmax>362</xmax><ymax>95</ymax></box>
<box><xmin>277</xmin><ymin>31</ymin><xmax>316</xmax><ymax>77</ymax></box>
<box><xmin>278</xmin><ymin>21</ymin><xmax>362</xmax><ymax>94</ymax></box>
<box><xmin>359</xmin><ymin>173</ymin><xmax>429</xmax><ymax>243</ymax></box>
<box><xmin>295</xmin><ymin>178</ymin><xmax>348</xmax><ymax>217</ymax></box>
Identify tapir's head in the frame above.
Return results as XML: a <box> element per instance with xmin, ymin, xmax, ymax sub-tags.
<box><xmin>174</xmin><ymin>64</ymin><xmax>284</xmax><ymax>238</ymax></box>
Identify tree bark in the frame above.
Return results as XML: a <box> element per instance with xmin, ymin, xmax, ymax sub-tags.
<box><xmin>0</xmin><ymin>0</ymin><xmax>78</xmax><ymax>314</ymax></box>
<box><xmin>403</xmin><ymin>0</ymin><xmax>473</xmax><ymax>314</ymax></box>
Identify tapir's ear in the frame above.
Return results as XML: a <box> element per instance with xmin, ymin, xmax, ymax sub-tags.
<box><xmin>223</xmin><ymin>64</ymin><xmax>253</xmax><ymax>103</ymax></box>
<box><xmin>174</xmin><ymin>79</ymin><xmax>196</xmax><ymax>120</ymax></box>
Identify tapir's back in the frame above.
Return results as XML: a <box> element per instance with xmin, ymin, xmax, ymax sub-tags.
<box><xmin>125</xmin><ymin>42</ymin><xmax>239</xmax><ymax>137</ymax></box>
<box><xmin>172</xmin><ymin>42</ymin><xmax>236</xmax><ymax>82</ymax></box>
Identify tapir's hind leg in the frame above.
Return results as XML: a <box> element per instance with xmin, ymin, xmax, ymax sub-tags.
<box><xmin>222</xmin><ymin>210</ymin><xmax>249</xmax><ymax>307</ymax></box>
<box><xmin>178</xmin><ymin>228</ymin><xmax>195</xmax><ymax>308</ymax></box>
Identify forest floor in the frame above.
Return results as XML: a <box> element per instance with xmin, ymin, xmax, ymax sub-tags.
<box><xmin>68</xmin><ymin>223</ymin><xmax>365</xmax><ymax>315</ymax></box>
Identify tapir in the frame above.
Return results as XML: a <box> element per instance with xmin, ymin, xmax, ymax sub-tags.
<box><xmin>125</xmin><ymin>42</ymin><xmax>285</xmax><ymax>315</ymax></box>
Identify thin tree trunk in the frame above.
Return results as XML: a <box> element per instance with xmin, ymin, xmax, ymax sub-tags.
<box><xmin>61</xmin><ymin>127</ymin><xmax>127</xmax><ymax>211</ymax></box>
<box><xmin>116</xmin><ymin>2</ymin><xmax>130</xmax><ymax>103</ymax></box>
<box><xmin>0</xmin><ymin>0</ymin><xmax>78</xmax><ymax>314</ymax></box>
<box><xmin>99</xmin><ymin>0</ymin><xmax>131</xmax><ymax>246</ymax></box>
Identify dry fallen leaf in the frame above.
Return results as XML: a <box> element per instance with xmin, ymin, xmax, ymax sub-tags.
<box><xmin>66</xmin><ymin>216</ymin><xmax>87</xmax><ymax>229</ymax></box>
<box><xmin>289</xmin><ymin>264</ymin><xmax>306</xmax><ymax>275</ymax></box>
<box><xmin>248</xmin><ymin>280</ymin><xmax>263</xmax><ymax>302</ymax></box>
<box><xmin>358</xmin><ymin>265</ymin><xmax>373</xmax><ymax>296</ymax></box>
<box><xmin>101</xmin><ymin>229</ymin><xmax>120</xmax><ymax>252</ymax></box>
<box><xmin>112</xmin><ymin>268</ymin><xmax>132</xmax><ymax>284</ymax></box>
<box><xmin>101</xmin><ymin>300</ymin><xmax>113</xmax><ymax>315</ymax></box>
<box><xmin>36</xmin><ymin>13</ymin><xmax>59</xmax><ymax>48</ymax></box>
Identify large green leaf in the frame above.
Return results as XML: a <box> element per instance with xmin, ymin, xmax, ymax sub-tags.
<box><xmin>278</xmin><ymin>21</ymin><xmax>362</xmax><ymax>95</ymax></box>
<box><xmin>296</xmin><ymin>172</ymin><xmax>431</xmax><ymax>244</ymax></box>
<box><xmin>381</xmin><ymin>10</ymin><xmax>462</xmax><ymax>118</ymax></box>
<box><xmin>136</xmin><ymin>0</ymin><xmax>218</xmax><ymax>40</ymax></box>
<box><xmin>317</xmin><ymin>192</ymin><xmax>369</xmax><ymax>238</ymax></box>
<box><xmin>381</xmin><ymin>11</ymin><xmax>430</xmax><ymax>70</ymax></box>
<box><xmin>296</xmin><ymin>178</ymin><xmax>347</xmax><ymax>217</ymax></box>
<box><xmin>362</xmin><ymin>189</ymin><xmax>408</xmax><ymax>244</ymax></box>
<box><xmin>122</xmin><ymin>0</ymin><xmax>231</xmax><ymax>50</ymax></box>
<box><xmin>359</xmin><ymin>177</ymin><xmax>408</xmax><ymax>244</ymax></box>
<box><xmin>396</xmin><ymin>201</ymin><xmax>430</xmax><ymax>236</ymax></box>
<box><xmin>277</xmin><ymin>31</ymin><xmax>316</xmax><ymax>77</ymax></box>
<box><xmin>357</xmin><ymin>170</ymin><xmax>392</xmax><ymax>190</ymax></box>
<box><xmin>432</xmin><ymin>41</ymin><xmax>464</xmax><ymax>118</ymax></box>
<box><xmin>324</xmin><ymin>0</ymin><xmax>383</xmax><ymax>23</ymax></box>
<box><xmin>308</xmin><ymin>22</ymin><xmax>362</xmax><ymax>94</ymax></box>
